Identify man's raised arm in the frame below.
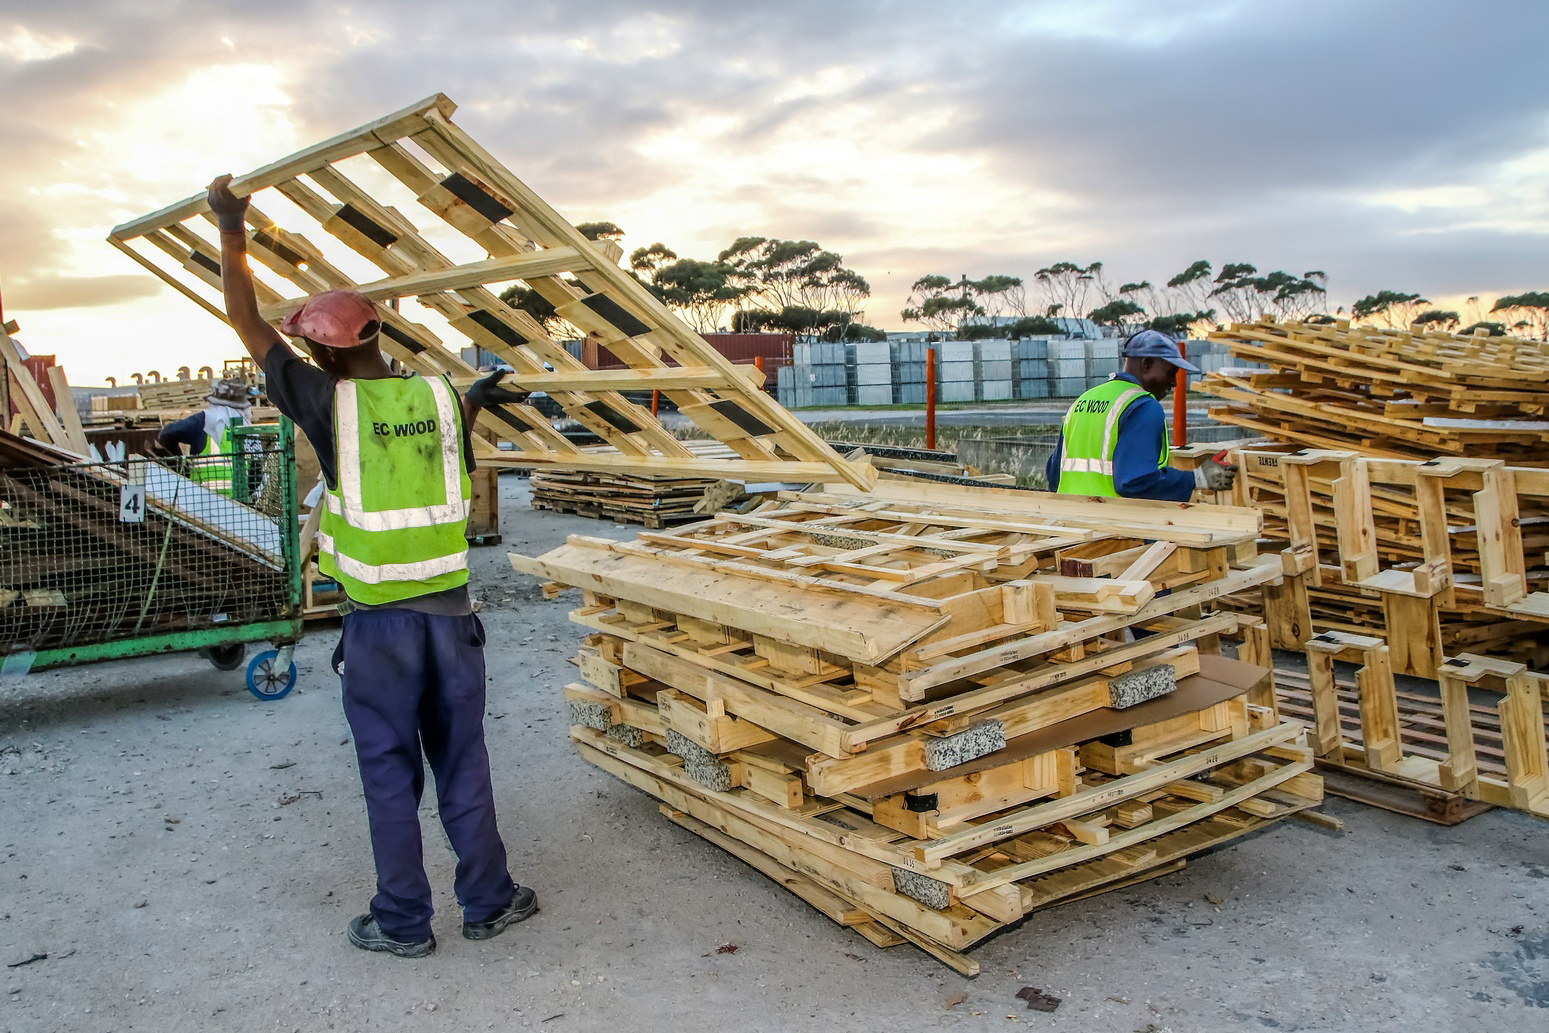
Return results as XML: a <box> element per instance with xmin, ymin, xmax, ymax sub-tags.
<box><xmin>208</xmin><ymin>175</ymin><xmax>289</xmax><ymax>366</ymax></box>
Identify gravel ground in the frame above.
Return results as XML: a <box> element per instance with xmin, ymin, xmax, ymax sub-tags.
<box><xmin>1</xmin><ymin>476</ymin><xmax>1545</xmax><ymax>1033</ymax></box>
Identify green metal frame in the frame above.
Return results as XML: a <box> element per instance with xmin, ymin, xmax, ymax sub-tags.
<box><xmin>23</xmin><ymin>419</ymin><xmax>304</xmax><ymax>673</ymax></box>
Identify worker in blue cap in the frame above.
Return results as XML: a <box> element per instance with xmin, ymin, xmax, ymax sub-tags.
<box><xmin>1046</xmin><ymin>329</ymin><xmax>1236</xmax><ymax>501</ymax></box>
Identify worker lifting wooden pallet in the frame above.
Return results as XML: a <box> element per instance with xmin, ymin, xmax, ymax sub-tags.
<box><xmin>512</xmin><ymin>482</ymin><xmax>1327</xmax><ymax>972</ymax></box>
<box><xmin>106</xmin><ymin>94</ymin><xmax>874</xmax><ymax>491</ymax></box>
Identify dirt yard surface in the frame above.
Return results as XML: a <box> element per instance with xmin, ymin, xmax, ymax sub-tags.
<box><xmin>2</xmin><ymin>477</ymin><xmax>1545</xmax><ymax>1032</ymax></box>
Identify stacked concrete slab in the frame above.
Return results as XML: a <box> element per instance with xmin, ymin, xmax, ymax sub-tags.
<box><xmin>975</xmin><ymin>341</ymin><xmax>1013</xmax><ymax>401</ymax></box>
<box><xmin>937</xmin><ymin>341</ymin><xmax>976</xmax><ymax>402</ymax></box>
<box><xmin>852</xmin><ymin>342</ymin><xmax>895</xmax><ymax>406</ymax></box>
<box><xmin>894</xmin><ymin>340</ymin><xmax>928</xmax><ymax>404</ymax></box>
<box><xmin>1013</xmin><ymin>339</ymin><xmax>1051</xmax><ymax>399</ymax></box>
<box><xmin>778</xmin><ymin>342</ymin><xmax>849</xmax><ymax>408</ymax></box>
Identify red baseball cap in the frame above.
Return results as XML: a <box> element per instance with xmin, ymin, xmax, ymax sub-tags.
<box><xmin>279</xmin><ymin>290</ymin><xmax>380</xmax><ymax>349</ymax></box>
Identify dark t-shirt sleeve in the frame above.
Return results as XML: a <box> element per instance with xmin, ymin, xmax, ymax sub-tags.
<box><xmin>260</xmin><ymin>344</ymin><xmax>477</xmax><ymax>489</ymax></box>
<box><xmin>262</xmin><ymin>343</ymin><xmax>340</xmax><ymax>489</ymax></box>
<box><xmin>157</xmin><ymin>413</ymin><xmax>207</xmax><ymax>454</ymax></box>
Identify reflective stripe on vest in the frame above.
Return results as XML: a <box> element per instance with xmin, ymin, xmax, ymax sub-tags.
<box><xmin>189</xmin><ymin>417</ymin><xmax>237</xmax><ymax>492</ymax></box>
<box><xmin>314</xmin><ymin>530</ymin><xmax>467</xmax><ymax>585</ymax></box>
<box><xmin>327</xmin><ymin>376</ymin><xmax>468</xmax><ymax>530</ymax></box>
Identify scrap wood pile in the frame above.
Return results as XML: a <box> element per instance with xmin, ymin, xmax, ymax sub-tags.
<box><xmin>512</xmin><ymin>480</ymin><xmax>1324</xmax><ymax>973</ymax></box>
<box><xmin>1225</xmin><ymin>448</ymin><xmax>1549</xmax><ymax>674</ymax></box>
<box><xmin>1195</xmin><ymin>318</ymin><xmax>1549</xmax><ymax>464</ymax></box>
<box><xmin>3</xmin><ymin>331</ymin><xmax>90</xmax><ymax>456</ymax></box>
<box><xmin>0</xmin><ymin>430</ymin><xmax>290</xmax><ymax>652</ymax></box>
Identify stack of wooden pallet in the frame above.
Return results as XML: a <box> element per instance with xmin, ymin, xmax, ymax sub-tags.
<box><xmin>530</xmin><ymin>468</ymin><xmax>721</xmax><ymax>528</ymax></box>
<box><xmin>530</xmin><ymin>439</ymin><xmax>1006</xmax><ymax>529</ymax></box>
<box><xmin>1227</xmin><ymin>448</ymin><xmax>1549</xmax><ymax>674</ymax></box>
<box><xmin>1196</xmin><ymin>318</ymin><xmax>1549</xmax><ymax>463</ymax></box>
<box><xmin>137</xmin><ymin>377</ymin><xmax>216</xmax><ymax>412</ymax></box>
<box><xmin>512</xmin><ymin>481</ymin><xmax>1325</xmax><ymax>972</ymax></box>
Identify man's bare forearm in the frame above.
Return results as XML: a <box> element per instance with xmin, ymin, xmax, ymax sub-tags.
<box><xmin>218</xmin><ymin>228</ymin><xmax>288</xmax><ymax>366</ymax></box>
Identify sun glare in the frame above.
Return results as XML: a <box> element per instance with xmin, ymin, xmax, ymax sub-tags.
<box><xmin>0</xmin><ymin>26</ymin><xmax>79</xmax><ymax>62</ymax></box>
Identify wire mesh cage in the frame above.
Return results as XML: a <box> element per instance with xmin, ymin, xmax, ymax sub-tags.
<box><xmin>1</xmin><ymin>423</ymin><xmax>300</xmax><ymax>656</ymax></box>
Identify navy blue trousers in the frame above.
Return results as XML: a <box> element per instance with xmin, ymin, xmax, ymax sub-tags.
<box><xmin>333</xmin><ymin>608</ymin><xmax>515</xmax><ymax>941</ymax></box>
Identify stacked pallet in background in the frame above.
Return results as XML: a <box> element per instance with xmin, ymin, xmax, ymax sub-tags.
<box><xmin>1228</xmin><ymin>448</ymin><xmax>1549</xmax><ymax>672</ymax></box>
<box><xmin>1220</xmin><ymin>448</ymin><xmax>1549</xmax><ymax>823</ymax></box>
<box><xmin>1196</xmin><ymin>318</ymin><xmax>1549</xmax><ymax>463</ymax></box>
<box><xmin>137</xmin><ymin>377</ymin><xmax>216</xmax><ymax>412</ymax></box>
<box><xmin>512</xmin><ymin>482</ymin><xmax>1325</xmax><ymax>972</ymax></box>
<box><xmin>530</xmin><ymin>468</ymin><xmax>721</xmax><ymax>528</ymax></box>
<box><xmin>530</xmin><ymin>439</ymin><xmax>1000</xmax><ymax>529</ymax></box>
<box><xmin>1190</xmin><ymin>317</ymin><xmax>1549</xmax><ymax>668</ymax></box>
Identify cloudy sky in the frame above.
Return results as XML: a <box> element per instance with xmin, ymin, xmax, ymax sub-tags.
<box><xmin>2</xmin><ymin>0</ymin><xmax>1546</xmax><ymax>384</ymax></box>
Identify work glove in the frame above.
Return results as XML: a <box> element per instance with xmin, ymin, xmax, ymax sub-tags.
<box><xmin>206</xmin><ymin>174</ymin><xmax>250</xmax><ymax>233</ymax></box>
<box><xmin>1194</xmin><ymin>456</ymin><xmax>1238</xmax><ymax>491</ymax></box>
<box><xmin>466</xmin><ymin>369</ymin><xmax>530</xmax><ymax>409</ymax></box>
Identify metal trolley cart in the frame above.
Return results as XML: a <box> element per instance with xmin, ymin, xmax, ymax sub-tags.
<box><xmin>1</xmin><ymin>422</ymin><xmax>304</xmax><ymax>699</ymax></box>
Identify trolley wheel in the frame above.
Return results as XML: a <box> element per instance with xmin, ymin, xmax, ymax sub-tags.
<box><xmin>247</xmin><ymin>649</ymin><xmax>298</xmax><ymax>701</ymax></box>
<box><xmin>206</xmin><ymin>642</ymin><xmax>246</xmax><ymax>671</ymax></box>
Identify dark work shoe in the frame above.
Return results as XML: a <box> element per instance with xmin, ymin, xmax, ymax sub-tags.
<box><xmin>463</xmin><ymin>886</ymin><xmax>538</xmax><ymax>940</ymax></box>
<box><xmin>346</xmin><ymin>913</ymin><xmax>435</xmax><ymax>958</ymax></box>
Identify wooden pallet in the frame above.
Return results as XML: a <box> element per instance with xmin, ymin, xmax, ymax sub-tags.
<box><xmin>1197</xmin><ymin>318</ymin><xmax>1549</xmax><ymax>463</ymax></box>
<box><xmin>1269</xmin><ymin>639</ymin><xmax>1548</xmax><ymax>821</ymax></box>
<box><xmin>137</xmin><ymin>378</ymin><xmax>217</xmax><ymax>411</ymax></box>
<box><xmin>514</xmin><ymin>487</ymin><xmax>1328</xmax><ymax>970</ymax></box>
<box><xmin>530</xmin><ymin>468</ymin><xmax>718</xmax><ymax>528</ymax></box>
<box><xmin>1227</xmin><ymin>447</ymin><xmax>1549</xmax><ymax>674</ymax></box>
<box><xmin>107</xmin><ymin>94</ymin><xmax>873</xmax><ymax>489</ymax></box>
<box><xmin>581</xmin><ymin>723</ymin><xmax>1318</xmax><ymax>974</ymax></box>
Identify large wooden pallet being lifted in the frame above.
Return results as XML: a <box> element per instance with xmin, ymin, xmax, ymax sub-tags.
<box><xmin>107</xmin><ymin>94</ymin><xmax>874</xmax><ymax>489</ymax></box>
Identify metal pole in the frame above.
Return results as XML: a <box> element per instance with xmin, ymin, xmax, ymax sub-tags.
<box><xmin>925</xmin><ymin>346</ymin><xmax>937</xmax><ymax>451</ymax></box>
<box><xmin>1172</xmin><ymin>339</ymin><xmax>1188</xmax><ymax>448</ymax></box>
<box><xmin>651</xmin><ymin>390</ymin><xmax>660</xmax><ymax>416</ymax></box>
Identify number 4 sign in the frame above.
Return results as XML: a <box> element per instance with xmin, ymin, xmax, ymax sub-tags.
<box><xmin>119</xmin><ymin>466</ymin><xmax>147</xmax><ymax>523</ymax></box>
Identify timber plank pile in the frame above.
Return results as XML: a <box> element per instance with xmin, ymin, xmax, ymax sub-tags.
<box><xmin>1196</xmin><ymin>318</ymin><xmax>1549</xmax><ymax>463</ymax></box>
<box><xmin>512</xmin><ymin>481</ymin><xmax>1324</xmax><ymax>972</ymax></box>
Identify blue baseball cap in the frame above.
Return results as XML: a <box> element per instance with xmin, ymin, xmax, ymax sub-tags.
<box><xmin>1124</xmin><ymin>329</ymin><xmax>1200</xmax><ymax>374</ymax></box>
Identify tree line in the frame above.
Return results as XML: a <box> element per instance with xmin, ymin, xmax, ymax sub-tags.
<box><xmin>499</xmin><ymin>222</ymin><xmax>885</xmax><ymax>343</ymax></box>
<box><xmin>498</xmin><ymin>223</ymin><xmax>1547</xmax><ymax>342</ymax></box>
<box><xmin>902</xmin><ymin>262</ymin><xmax>1548</xmax><ymax>340</ymax></box>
